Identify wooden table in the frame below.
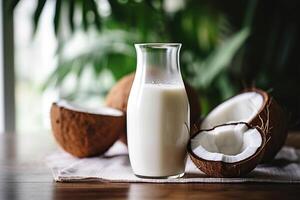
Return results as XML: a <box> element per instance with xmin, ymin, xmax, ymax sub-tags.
<box><xmin>0</xmin><ymin>132</ymin><xmax>300</xmax><ymax>200</ymax></box>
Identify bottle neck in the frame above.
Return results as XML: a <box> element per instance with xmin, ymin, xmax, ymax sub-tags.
<box><xmin>135</xmin><ymin>43</ymin><xmax>182</xmax><ymax>85</ymax></box>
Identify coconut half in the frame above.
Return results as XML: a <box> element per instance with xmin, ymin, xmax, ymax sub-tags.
<box><xmin>188</xmin><ymin>123</ymin><xmax>267</xmax><ymax>177</ymax></box>
<box><xmin>200</xmin><ymin>92</ymin><xmax>264</xmax><ymax>129</ymax></box>
<box><xmin>194</xmin><ymin>88</ymin><xmax>287</xmax><ymax>163</ymax></box>
<box><xmin>50</xmin><ymin>100</ymin><xmax>125</xmax><ymax>158</ymax></box>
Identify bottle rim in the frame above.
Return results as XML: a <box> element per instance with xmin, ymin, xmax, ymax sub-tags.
<box><xmin>135</xmin><ymin>43</ymin><xmax>181</xmax><ymax>49</ymax></box>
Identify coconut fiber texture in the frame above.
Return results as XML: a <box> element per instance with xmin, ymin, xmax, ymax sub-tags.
<box><xmin>46</xmin><ymin>142</ymin><xmax>300</xmax><ymax>183</ymax></box>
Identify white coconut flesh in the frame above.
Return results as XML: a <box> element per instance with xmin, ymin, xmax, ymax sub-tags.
<box><xmin>191</xmin><ymin>123</ymin><xmax>262</xmax><ymax>163</ymax></box>
<box><xmin>201</xmin><ymin>92</ymin><xmax>264</xmax><ymax>129</ymax></box>
<box><xmin>56</xmin><ymin>100</ymin><xmax>123</xmax><ymax>116</ymax></box>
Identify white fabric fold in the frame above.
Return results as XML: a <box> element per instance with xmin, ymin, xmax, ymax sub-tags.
<box><xmin>46</xmin><ymin>142</ymin><xmax>300</xmax><ymax>183</ymax></box>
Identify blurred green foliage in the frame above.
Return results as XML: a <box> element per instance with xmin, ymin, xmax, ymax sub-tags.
<box><xmin>12</xmin><ymin>0</ymin><xmax>256</xmax><ymax>116</ymax></box>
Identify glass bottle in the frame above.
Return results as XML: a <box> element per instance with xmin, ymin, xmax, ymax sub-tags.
<box><xmin>127</xmin><ymin>43</ymin><xmax>190</xmax><ymax>179</ymax></box>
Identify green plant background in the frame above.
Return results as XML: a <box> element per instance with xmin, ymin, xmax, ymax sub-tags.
<box><xmin>12</xmin><ymin>0</ymin><xmax>300</xmax><ymax>128</ymax></box>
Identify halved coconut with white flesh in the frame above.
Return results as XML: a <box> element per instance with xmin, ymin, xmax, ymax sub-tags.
<box><xmin>50</xmin><ymin>100</ymin><xmax>125</xmax><ymax>158</ymax></box>
<box><xmin>195</xmin><ymin>88</ymin><xmax>287</xmax><ymax>163</ymax></box>
<box><xmin>188</xmin><ymin>123</ymin><xmax>267</xmax><ymax>177</ymax></box>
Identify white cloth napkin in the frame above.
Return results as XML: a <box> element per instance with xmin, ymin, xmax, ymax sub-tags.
<box><xmin>46</xmin><ymin>142</ymin><xmax>300</xmax><ymax>183</ymax></box>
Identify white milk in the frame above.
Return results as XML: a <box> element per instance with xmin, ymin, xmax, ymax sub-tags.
<box><xmin>127</xmin><ymin>83</ymin><xmax>190</xmax><ymax>177</ymax></box>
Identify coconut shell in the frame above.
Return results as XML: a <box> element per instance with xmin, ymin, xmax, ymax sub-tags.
<box><xmin>105</xmin><ymin>73</ymin><xmax>134</xmax><ymax>113</ymax></box>
<box><xmin>185</xmin><ymin>81</ymin><xmax>202</xmax><ymax>124</ymax></box>
<box><xmin>187</xmin><ymin>123</ymin><xmax>267</xmax><ymax>178</ymax></box>
<box><xmin>245</xmin><ymin>88</ymin><xmax>288</xmax><ymax>163</ymax></box>
<box><xmin>50</xmin><ymin>103</ymin><xmax>125</xmax><ymax>158</ymax></box>
<box><xmin>105</xmin><ymin>72</ymin><xmax>201</xmax><ymax>144</ymax></box>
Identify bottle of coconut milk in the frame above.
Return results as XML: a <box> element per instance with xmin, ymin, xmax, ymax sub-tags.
<box><xmin>127</xmin><ymin>43</ymin><xmax>190</xmax><ymax>178</ymax></box>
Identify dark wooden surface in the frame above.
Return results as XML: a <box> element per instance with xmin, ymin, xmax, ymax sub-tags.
<box><xmin>0</xmin><ymin>132</ymin><xmax>300</xmax><ymax>200</ymax></box>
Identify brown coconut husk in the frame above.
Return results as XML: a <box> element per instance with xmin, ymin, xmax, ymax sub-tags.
<box><xmin>50</xmin><ymin>103</ymin><xmax>125</xmax><ymax>158</ymax></box>
<box><xmin>245</xmin><ymin>88</ymin><xmax>288</xmax><ymax>163</ymax></box>
<box><xmin>187</xmin><ymin>122</ymin><xmax>267</xmax><ymax>177</ymax></box>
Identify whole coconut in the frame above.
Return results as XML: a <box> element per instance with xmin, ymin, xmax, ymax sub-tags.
<box><xmin>106</xmin><ymin>73</ymin><xmax>201</xmax><ymax>144</ymax></box>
